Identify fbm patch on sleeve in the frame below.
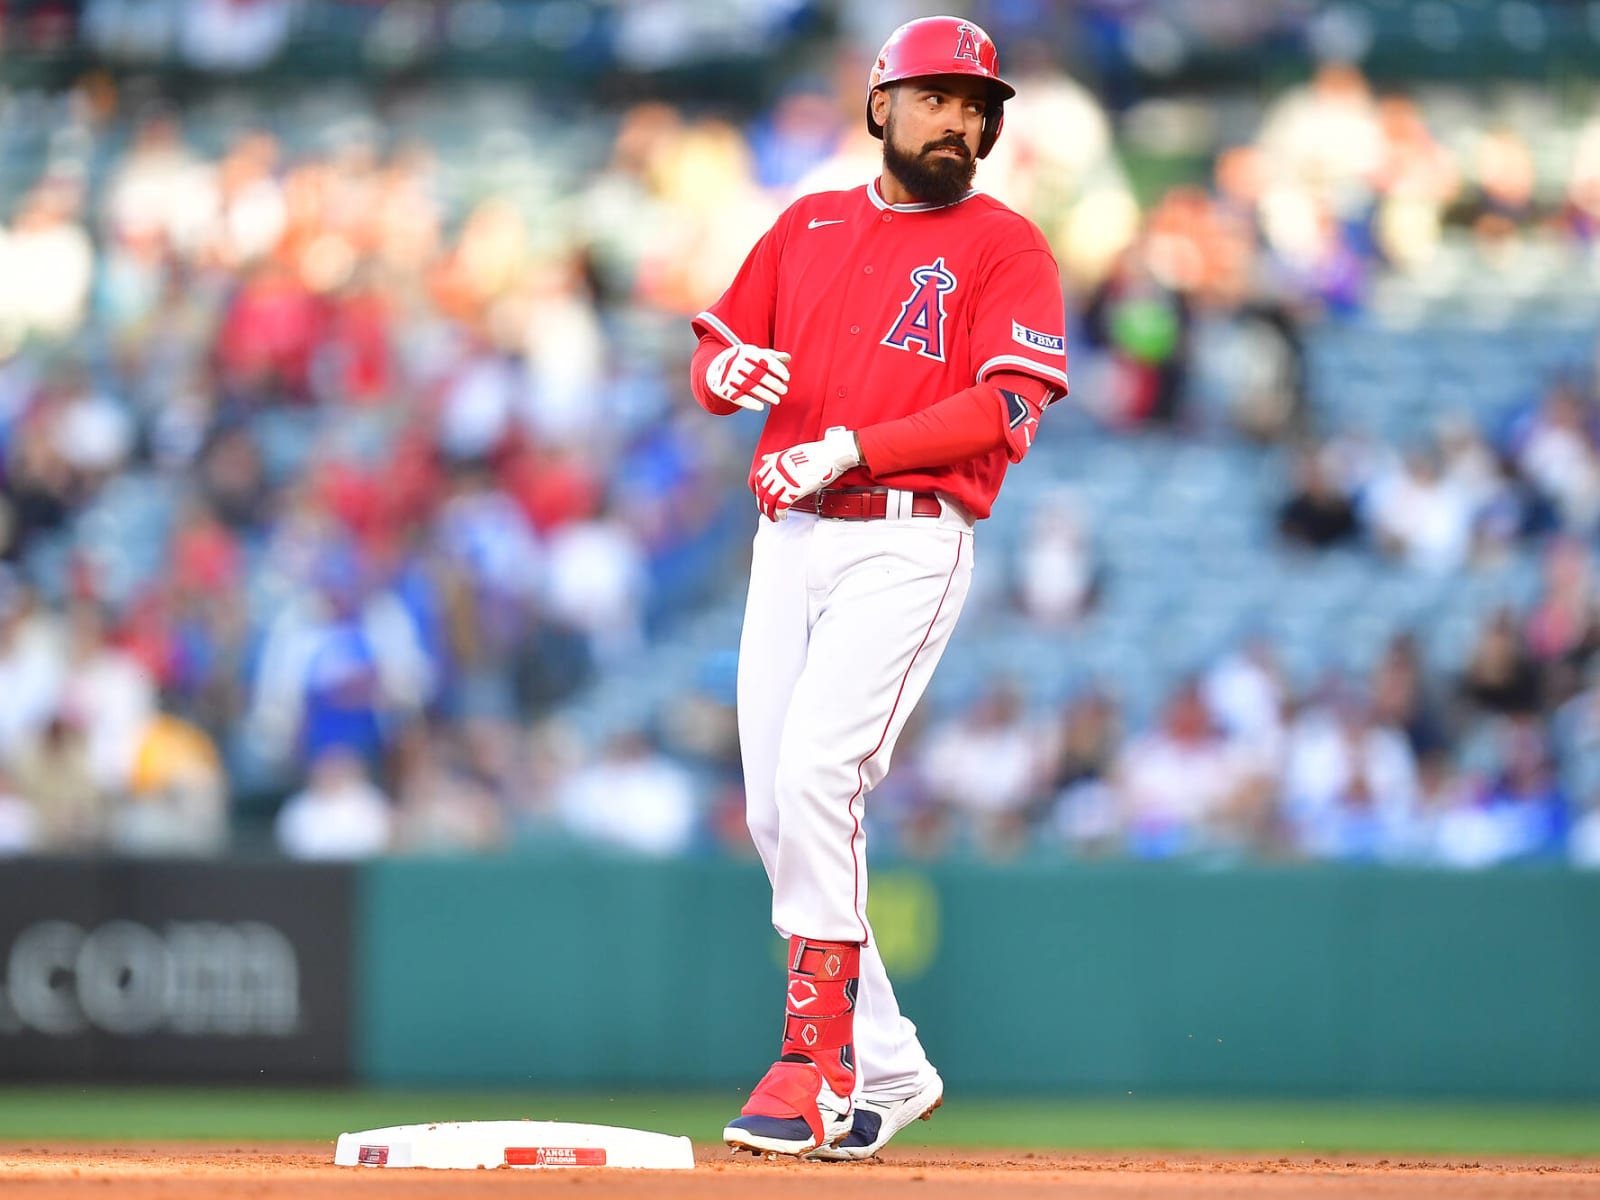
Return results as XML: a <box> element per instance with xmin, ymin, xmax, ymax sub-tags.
<box><xmin>1012</xmin><ymin>320</ymin><xmax>1065</xmax><ymax>355</ymax></box>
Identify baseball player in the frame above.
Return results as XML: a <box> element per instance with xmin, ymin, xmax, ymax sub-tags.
<box><xmin>688</xmin><ymin>16</ymin><xmax>1068</xmax><ymax>1160</ymax></box>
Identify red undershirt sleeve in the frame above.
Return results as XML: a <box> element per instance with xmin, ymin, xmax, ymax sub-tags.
<box><xmin>855</xmin><ymin>371</ymin><xmax>1055</xmax><ymax>474</ymax></box>
<box><xmin>690</xmin><ymin>334</ymin><xmax>742</xmax><ymax>416</ymax></box>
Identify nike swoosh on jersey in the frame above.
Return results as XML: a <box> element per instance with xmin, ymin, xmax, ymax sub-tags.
<box><xmin>807</xmin><ymin>218</ymin><xmax>846</xmax><ymax>229</ymax></box>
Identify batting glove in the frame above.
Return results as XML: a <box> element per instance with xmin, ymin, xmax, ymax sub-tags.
<box><xmin>707</xmin><ymin>343</ymin><xmax>791</xmax><ymax>412</ymax></box>
<box><xmin>754</xmin><ymin>426</ymin><xmax>861</xmax><ymax>520</ymax></box>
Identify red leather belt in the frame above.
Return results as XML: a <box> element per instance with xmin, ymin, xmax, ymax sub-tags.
<box><xmin>787</xmin><ymin>488</ymin><xmax>942</xmax><ymax>521</ymax></box>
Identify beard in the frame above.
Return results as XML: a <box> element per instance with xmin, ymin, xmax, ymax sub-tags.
<box><xmin>882</xmin><ymin>118</ymin><xmax>977</xmax><ymax>206</ymax></box>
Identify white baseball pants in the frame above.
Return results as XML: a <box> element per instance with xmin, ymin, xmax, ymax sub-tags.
<box><xmin>736</xmin><ymin>498</ymin><xmax>974</xmax><ymax>1100</ymax></box>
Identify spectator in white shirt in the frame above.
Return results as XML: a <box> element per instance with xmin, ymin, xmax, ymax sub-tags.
<box><xmin>1515</xmin><ymin>382</ymin><xmax>1600</xmax><ymax>536</ymax></box>
<box><xmin>1111</xmin><ymin>680</ymin><xmax>1257</xmax><ymax>858</ymax></box>
<box><xmin>56</xmin><ymin>600</ymin><xmax>157</xmax><ymax>796</ymax></box>
<box><xmin>0</xmin><ymin>180</ymin><xmax>94</xmax><ymax>342</ymax></box>
<box><xmin>0</xmin><ymin>576</ymin><xmax>68</xmax><ymax>761</ymax></box>
<box><xmin>555</xmin><ymin>730</ymin><xmax>698</xmax><ymax>857</ymax></box>
<box><xmin>1363</xmin><ymin>448</ymin><xmax>1473</xmax><ymax>573</ymax></box>
<box><xmin>1283</xmin><ymin>684</ymin><xmax>1419</xmax><ymax>860</ymax></box>
<box><xmin>275</xmin><ymin>746</ymin><xmax>394</xmax><ymax>860</ymax></box>
<box><xmin>1203</xmin><ymin>636</ymin><xmax>1288</xmax><ymax>769</ymax></box>
<box><xmin>921</xmin><ymin>681</ymin><xmax>1044</xmax><ymax>857</ymax></box>
<box><xmin>1016</xmin><ymin>486</ymin><xmax>1097</xmax><ymax>627</ymax></box>
<box><xmin>0</xmin><ymin>767</ymin><xmax>38</xmax><ymax>856</ymax></box>
<box><xmin>544</xmin><ymin>509</ymin><xmax>649</xmax><ymax>667</ymax></box>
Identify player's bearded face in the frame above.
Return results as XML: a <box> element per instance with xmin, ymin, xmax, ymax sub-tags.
<box><xmin>882</xmin><ymin>109</ymin><xmax>977</xmax><ymax>206</ymax></box>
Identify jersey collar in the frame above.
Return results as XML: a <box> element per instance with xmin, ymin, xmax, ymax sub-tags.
<box><xmin>868</xmin><ymin>177</ymin><xmax>978</xmax><ymax>213</ymax></box>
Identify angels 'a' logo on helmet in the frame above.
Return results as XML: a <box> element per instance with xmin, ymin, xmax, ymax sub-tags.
<box><xmin>882</xmin><ymin>257</ymin><xmax>958</xmax><ymax>363</ymax></box>
<box><xmin>953</xmin><ymin>23</ymin><xmax>981</xmax><ymax>63</ymax></box>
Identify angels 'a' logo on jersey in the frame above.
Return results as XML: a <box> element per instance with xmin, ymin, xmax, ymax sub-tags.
<box><xmin>882</xmin><ymin>257</ymin><xmax>958</xmax><ymax>362</ymax></box>
<box><xmin>953</xmin><ymin>23</ymin><xmax>981</xmax><ymax>63</ymax></box>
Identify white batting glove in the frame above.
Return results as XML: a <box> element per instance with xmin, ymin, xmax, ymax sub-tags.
<box><xmin>706</xmin><ymin>343</ymin><xmax>791</xmax><ymax>412</ymax></box>
<box><xmin>754</xmin><ymin>426</ymin><xmax>861</xmax><ymax>520</ymax></box>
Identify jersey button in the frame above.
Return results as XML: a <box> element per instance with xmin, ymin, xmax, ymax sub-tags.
<box><xmin>881</xmin><ymin>213</ymin><xmax>892</xmax><ymax>222</ymax></box>
<box><xmin>863</xmin><ymin>266</ymin><xmax>873</xmax><ymax>274</ymax></box>
<box><xmin>836</xmin><ymin>387</ymin><xmax>847</xmax><ymax>397</ymax></box>
<box><xmin>849</xmin><ymin>324</ymin><xmax>860</xmax><ymax>334</ymax></box>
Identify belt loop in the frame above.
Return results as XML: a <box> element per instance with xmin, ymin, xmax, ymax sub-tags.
<box><xmin>938</xmin><ymin>495</ymin><xmax>974</xmax><ymax>529</ymax></box>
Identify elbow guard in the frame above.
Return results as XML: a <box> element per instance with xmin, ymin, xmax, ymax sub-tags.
<box><xmin>998</xmin><ymin>387</ymin><xmax>1044</xmax><ymax>464</ymax></box>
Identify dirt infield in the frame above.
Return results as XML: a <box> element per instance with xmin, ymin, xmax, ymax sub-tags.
<box><xmin>4</xmin><ymin>1143</ymin><xmax>1599</xmax><ymax>1198</ymax></box>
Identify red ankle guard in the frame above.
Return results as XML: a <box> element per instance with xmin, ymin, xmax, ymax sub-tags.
<box><xmin>780</xmin><ymin>936</ymin><xmax>860</xmax><ymax>1097</ymax></box>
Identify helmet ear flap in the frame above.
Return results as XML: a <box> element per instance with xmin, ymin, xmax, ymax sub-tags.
<box><xmin>977</xmin><ymin>103</ymin><xmax>1004</xmax><ymax>158</ymax></box>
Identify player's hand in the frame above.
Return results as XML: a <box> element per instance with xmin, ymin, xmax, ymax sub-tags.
<box><xmin>754</xmin><ymin>426</ymin><xmax>861</xmax><ymax>520</ymax></box>
<box><xmin>707</xmin><ymin>343</ymin><xmax>791</xmax><ymax>412</ymax></box>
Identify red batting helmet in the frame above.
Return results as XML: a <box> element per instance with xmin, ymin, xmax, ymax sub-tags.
<box><xmin>866</xmin><ymin>16</ymin><xmax>1015</xmax><ymax>159</ymax></box>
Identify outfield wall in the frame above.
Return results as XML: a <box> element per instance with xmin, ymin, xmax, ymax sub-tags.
<box><xmin>0</xmin><ymin>859</ymin><xmax>354</xmax><ymax>1080</ymax></box>
<box><xmin>359</xmin><ymin>857</ymin><xmax>1600</xmax><ymax>1099</ymax></box>
<box><xmin>3</xmin><ymin>857</ymin><xmax>1596</xmax><ymax>1096</ymax></box>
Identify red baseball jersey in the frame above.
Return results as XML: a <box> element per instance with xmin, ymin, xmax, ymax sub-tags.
<box><xmin>693</xmin><ymin>179</ymin><xmax>1068</xmax><ymax>519</ymax></box>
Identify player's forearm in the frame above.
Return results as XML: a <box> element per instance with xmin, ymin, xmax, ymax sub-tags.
<box><xmin>855</xmin><ymin>371</ymin><xmax>1052</xmax><ymax>473</ymax></box>
<box><xmin>690</xmin><ymin>335</ymin><xmax>744</xmax><ymax>416</ymax></box>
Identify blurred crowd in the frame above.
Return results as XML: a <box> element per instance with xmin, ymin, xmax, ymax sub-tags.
<box><xmin>0</xmin><ymin>77</ymin><xmax>763</xmax><ymax>857</ymax></box>
<box><xmin>881</xmin><ymin>577</ymin><xmax>1600</xmax><ymax>870</ymax></box>
<box><xmin>0</xmin><ymin>5</ymin><xmax>1597</xmax><ymax>867</ymax></box>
